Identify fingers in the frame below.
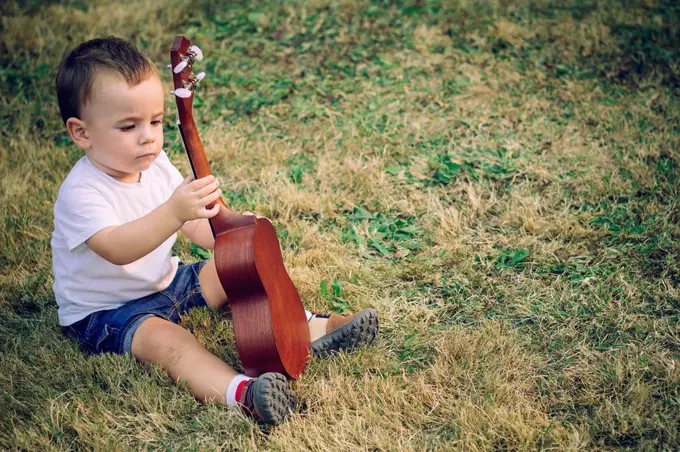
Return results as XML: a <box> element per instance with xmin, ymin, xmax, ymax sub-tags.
<box><xmin>203</xmin><ymin>202</ymin><xmax>220</xmax><ymax>219</ymax></box>
<box><xmin>171</xmin><ymin>174</ymin><xmax>224</xmax><ymax>223</ymax></box>
<box><xmin>190</xmin><ymin>175</ymin><xmax>217</xmax><ymax>189</ymax></box>
<box><xmin>194</xmin><ymin>179</ymin><xmax>220</xmax><ymax>198</ymax></box>
<box><xmin>242</xmin><ymin>211</ymin><xmax>269</xmax><ymax>221</ymax></box>
<box><xmin>198</xmin><ymin>187</ymin><xmax>222</xmax><ymax>206</ymax></box>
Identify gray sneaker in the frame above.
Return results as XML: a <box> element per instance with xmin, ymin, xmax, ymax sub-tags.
<box><xmin>238</xmin><ymin>372</ymin><xmax>297</xmax><ymax>425</ymax></box>
<box><xmin>310</xmin><ymin>308</ymin><xmax>379</xmax><ymax>357</ymax></box>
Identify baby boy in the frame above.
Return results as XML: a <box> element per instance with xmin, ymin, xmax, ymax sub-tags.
<box><xmin>52</xmin><ymin>36</ymin><xmax>379</xmax><ymax>425</ymax></box>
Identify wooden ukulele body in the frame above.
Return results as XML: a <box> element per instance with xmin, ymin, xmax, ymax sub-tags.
<box><xmin>214</xmin><ymin>219</ymin><xmax>310</xmax><ymax>377</ymax></box>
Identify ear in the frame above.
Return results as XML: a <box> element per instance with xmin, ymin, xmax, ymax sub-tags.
<box><xmin>66</xmin><ymin>117</ymin><xmax>91</xmax><ymax>149</ymax></box>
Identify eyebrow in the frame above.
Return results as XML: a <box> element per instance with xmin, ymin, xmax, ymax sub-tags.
<box><xmin>115</xmin><ymin>111</ymin><xmax>164</xmax><ymax>123</ymax></box>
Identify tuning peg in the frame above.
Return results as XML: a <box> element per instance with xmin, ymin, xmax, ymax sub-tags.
<box><xmin>189</xmin><ymin>45</ymin><xmax>203</xmax><ymax>61</ymax></box>
<box><xmin>195</xmin><ymin>72</ymin><xmax>206</xmax><ymax>82</ymax></box>
<box><xmin>173</xmin><ymin>59</ymin><xmax>188</xmax><ymax>74</ymax></box>
<box><xmin>171</xmin><ymin>88</ymin><xmax>192</xmax><ymax>98</ymax></box>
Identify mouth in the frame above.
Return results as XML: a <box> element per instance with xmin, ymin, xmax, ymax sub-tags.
<box><xmin>136</xmin><ymin>152</ymin><xmax>157</xmax><ymax>159</ymax></box>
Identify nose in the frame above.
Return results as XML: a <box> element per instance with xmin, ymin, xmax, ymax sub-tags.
<box><xmin>139</xmin><ymin>124</ymin><xmax>155</xmax><ymax>145</ymax></box>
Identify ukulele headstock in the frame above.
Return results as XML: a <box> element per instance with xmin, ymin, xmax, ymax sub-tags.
<box><xmin>169</xmin><ymin>36</ymin><xmax>206</xmax><ymax>122</ymax></box>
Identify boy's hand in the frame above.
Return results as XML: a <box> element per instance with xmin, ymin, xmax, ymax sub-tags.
<box><xmin>167</xmin><ymin>175</ymin><xmax>222</xmax><ymax>223</ymax></box>
<box><xmin>242</xmin><ymin>211</ymin><xmax>270</xmax><ymax>221</ymax></box>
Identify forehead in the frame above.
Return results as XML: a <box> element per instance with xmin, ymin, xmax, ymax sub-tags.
<box><xmin>85</xmin><ymin>70</ymin><xmax>164</xmax><ymax>117</ymax></box>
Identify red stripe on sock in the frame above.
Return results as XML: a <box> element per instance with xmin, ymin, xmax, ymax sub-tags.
<box><xmin>235</xmin><ymin>380</ymin><xmax>249</xmax><ymax>404</ymax></box>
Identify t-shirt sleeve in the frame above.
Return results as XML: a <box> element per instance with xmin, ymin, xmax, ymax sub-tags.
<box><xmin>55</xmin><ymin>184</ymin><xmax>121</xmax><ymax>251</ymax></box>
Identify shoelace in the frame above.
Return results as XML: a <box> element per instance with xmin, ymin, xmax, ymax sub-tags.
<box><xmin>308</xmin><ymin>311</ymin><xmax>331</xmax><ymax>322</ymax></box>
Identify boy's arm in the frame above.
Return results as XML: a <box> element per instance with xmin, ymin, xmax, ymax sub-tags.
<box><xmin>87</xmin><ymin>203</ymin><xmax>183</xmax><ymax>265</ymax></box>
<box><xmin>87</xmin><ymin>175</ymin><xmax>222</xmax><ymax>265</ymax></box>
<box><xmin>181</xmin><ymin>219</ymin><xmax>215</xmax><ymax>250</ymax></box>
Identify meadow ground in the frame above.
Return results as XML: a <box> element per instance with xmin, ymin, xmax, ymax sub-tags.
<box><xmin>1</xmin><ymin>0</ymin><xmax>679</xmax><ymax>449</ymax></box>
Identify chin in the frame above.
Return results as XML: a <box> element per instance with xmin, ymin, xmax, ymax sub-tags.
<box><xmin>139</xmin><ymin>160</ymin><xmax>155</xmax><ymax>172</ymax></box>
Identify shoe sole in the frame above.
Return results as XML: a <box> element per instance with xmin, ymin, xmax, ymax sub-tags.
<box><xmin>251</xmin><ymin>372</ymin><xmax>297</xmax><ymax>426</ymax></box>
<box><xmin>311</xmin><ymin>308</ymin><xmax>379</xmax><ymax>358</ymax></box>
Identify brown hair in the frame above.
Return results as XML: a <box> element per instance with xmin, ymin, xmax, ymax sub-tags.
<box><xmin>56</xmin><ymin>36</ymin><xmax>160</xmax><ymax>124</ymax></box>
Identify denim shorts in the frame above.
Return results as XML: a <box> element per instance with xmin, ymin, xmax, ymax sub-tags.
<box><xmin>62</xmin><ymin>261</ymin><xmax>209</xmax><ymax>355</ymax></box>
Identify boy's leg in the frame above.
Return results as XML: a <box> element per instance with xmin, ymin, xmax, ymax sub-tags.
<box><xmin>131</xmin><ymin>316</ymin><xmax>237</xmax><ymax>404</ymax></box>
<box><xmin>131</xmin><ymin>315</ymin><xmax>297</xmax><ymax>425</ymax></box>
<box><xmin>198</xmin><ymin>258</ymin><xmax>379</xmax><ymax>354</ymax></box>
<box><xmin>197</xmin><ymin>258</ymin><xmax>229</xmax><ymax>311</ymax></box>
<box><xmin>198</xmin><ymin>258</ymin><xmax>331</xmax><ymax>342</ymax></box>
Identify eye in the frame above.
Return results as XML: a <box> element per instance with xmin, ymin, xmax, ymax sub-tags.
<box><xmin>119</xmin><ymin>124</ymin><xmax>135</xmax><ymax>132</ymax></box>
<box><xmin>152</xmin><ymin>120</ymin><xmax>162</xmax><ymax>126</ymax></box>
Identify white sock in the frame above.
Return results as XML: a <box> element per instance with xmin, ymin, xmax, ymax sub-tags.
<box><xmin>305</xmin><ymin>310</ymin><xmax>313</xmax><ymax>321</ymax></box>
<box><xmin>225</xmin><ymin>374</ymin><xmax>253</xmax><ymax>406</ymax></box>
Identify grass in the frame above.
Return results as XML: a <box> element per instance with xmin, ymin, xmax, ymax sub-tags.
<box><xmin>1</xmin><ymin>0</ymin><xmax>679</xmax><ymax>449</ymax></box>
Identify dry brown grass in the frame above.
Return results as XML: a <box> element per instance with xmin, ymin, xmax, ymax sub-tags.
<box><xmin>1</xmin><ymin>0</ymin><xmax>679</xmax><ymax>449</ymax></box>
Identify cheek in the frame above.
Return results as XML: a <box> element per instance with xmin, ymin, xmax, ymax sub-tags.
<box><xmin>93</xmin><ymin>128</ymin><xmax>118</xmax><ymax>146</ymax></box>
<box><xmin>116</xmin><ymin>131</ymin><xmax>138</xmax><ymax>152</ymax></box>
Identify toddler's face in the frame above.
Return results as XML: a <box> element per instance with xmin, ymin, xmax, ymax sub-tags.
<box><xmin>79</xmin><ymin>71</ymin><xmax>165</xmax><ymax>183</ymax></box>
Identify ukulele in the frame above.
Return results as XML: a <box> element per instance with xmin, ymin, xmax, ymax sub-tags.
<box><xmin>169</xmin><ymin>36</ymin><xmax>310</xmax><ymax>379</ymax></box>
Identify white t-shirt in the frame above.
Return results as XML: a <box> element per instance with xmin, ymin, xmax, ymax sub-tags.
<box><xmin>51</xmin><ymin>151</ymin><xmax>185</xmax><ymax>326</ymax></box>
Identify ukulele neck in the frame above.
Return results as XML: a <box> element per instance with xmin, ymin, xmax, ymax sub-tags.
<box><xmin>176</xmin><ymin>117</ymin><xmax>254</xmax><ymax>236</ymax></box>
<box><xmin>171</xmin><ymin>35</ymin><xmax>256</xmax><ymax>236</ymax></box>
<box><xmin>177</xmin><ymin>116</ymin><xmax>210</xmax><ymax>180</ymax></box>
